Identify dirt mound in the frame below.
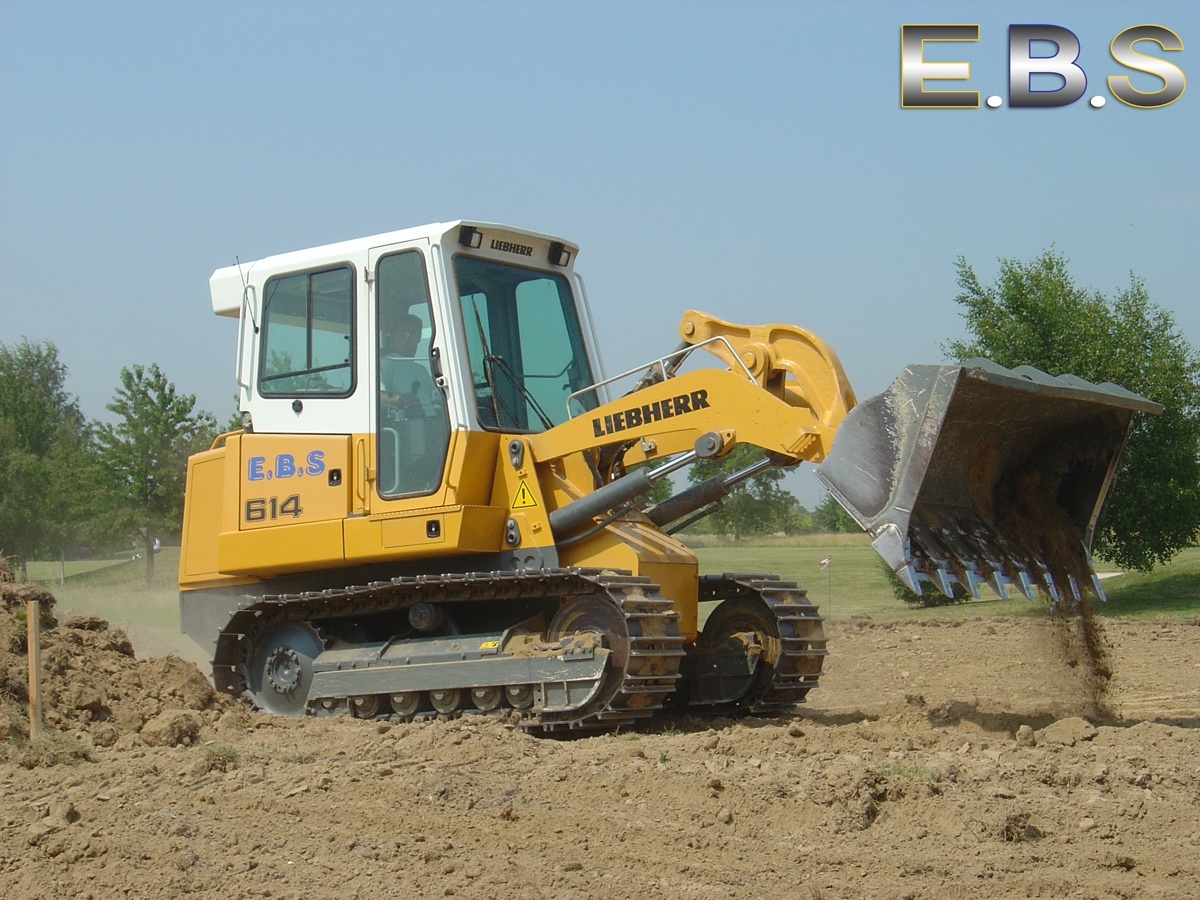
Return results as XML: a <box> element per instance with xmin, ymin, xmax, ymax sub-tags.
<box><xmin>0</xmin><ymin>583</ymin><xmax>232</xmax><ymax>748</ymax></box>
<box><xmin>0</xmin><ymin>597</ymin><xmax>1197</xmax><ymax>898</ymax></box>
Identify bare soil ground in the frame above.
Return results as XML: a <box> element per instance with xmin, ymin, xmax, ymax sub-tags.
<box><xmin>2</xmin><ymin>586</ymin><xmax>1198</xmax><ymax>899</ymax></box>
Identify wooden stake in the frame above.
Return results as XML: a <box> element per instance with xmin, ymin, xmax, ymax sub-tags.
<box><xmin>27</xmin><ymin>599</ymin><xmax>42</xmax><ymax>741</ymax></box>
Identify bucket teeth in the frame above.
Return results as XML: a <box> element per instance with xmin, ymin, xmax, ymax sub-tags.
<box><xmin>897</xmin><ymin>564</ymin><xmax>922</xmax><ymax>596</ymax></box>
<box><xmin>984</xmin><ymin>563</ymin><xmax>1009</xmax><ymax>601</ymax></box>
<box><xmin>1080</xmin><ymin>542</ymin><xmax>1108</xmax><ymax>603</ymax></box>
<box><xmin>990</xmin><ymin>551</ymin><xmax>1030</xmax><ymax>602</ymax></box>
<box><xmin>931</xmin><ymin>565</ymin><xmax>956</xmax><ymax>598</ymax></box>
<box><xmin>875</xmin><ymin>511</ymin><xmax>1108</xmax><ymax>607</ymax></box>
<box><xmin>1041</xmin><ymin>570</ymin><xmax>1060</xmax><ymax>607</ymax></box>
<box><xmin>908</xmin><ymin>519</ymin><xmax>1108</xmax><ymax>606</ymax></box>
<box><xmin>959</xmin><ymin>567</ymin><xmax>983</xmax><ymax>600</ymax></box>
<box><xmin>1015</xmin><ymin>570</ymin><xmax>1036</xmax><ymax>602</ymax></box>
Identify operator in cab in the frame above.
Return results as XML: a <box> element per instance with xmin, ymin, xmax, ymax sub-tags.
<box><xmin>380</xmin><ymin>310</ymin><xmax>436</xmax><ymax>419</ymax></box>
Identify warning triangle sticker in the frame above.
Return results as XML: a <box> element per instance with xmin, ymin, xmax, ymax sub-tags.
<box><xmin>511</xmin><ymin>480</ymin><xmax>538</xmax><ymax>509</ymax></box>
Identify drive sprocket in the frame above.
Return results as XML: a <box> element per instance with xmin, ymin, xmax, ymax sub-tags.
<box><xmin>246</xmin><ymin>621</ymin><xmax>324</xmax><ymax>717</ymax></box>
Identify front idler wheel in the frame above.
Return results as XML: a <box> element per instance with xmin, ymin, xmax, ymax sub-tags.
<box><xmin>688</xmin><ymin>597</ymin><xmax>780</xmax><ymax>710</ymax></box>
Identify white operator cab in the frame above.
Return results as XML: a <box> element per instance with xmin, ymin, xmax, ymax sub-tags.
<box><xmin>209</xmin><ymin>220</ymin><xmax>610</xmax><ymax>500</ymax></box>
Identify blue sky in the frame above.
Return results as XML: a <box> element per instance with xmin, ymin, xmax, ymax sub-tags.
<box><xmin>2</xmin><ymin>1</ymin><xmax>1196</xmax><ymax>503</ymax></box>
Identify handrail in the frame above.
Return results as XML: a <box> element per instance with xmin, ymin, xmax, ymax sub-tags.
<box><xmin>565</xmin><ymin>336</ymin><xmax>755</xmax><ymax>420</ymax></box>
<box><xmin>209</xmin><ymin>429</ymin><xmax>244</xmax><ymax>451</ymax></box>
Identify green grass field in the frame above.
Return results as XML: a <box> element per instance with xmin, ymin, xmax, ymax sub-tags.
<box><xmin>21</xmin><ymin>537</ymin><xmax>1199</xmax><ymax>665</ymax></box>
<box><xmin>24</xmin><ymin>558</ymin><xmax>139</xmax><ymax>582</ymax></box>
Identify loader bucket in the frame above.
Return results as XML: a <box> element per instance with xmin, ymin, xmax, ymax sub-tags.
<box><xmin>815</xmin><ymin>359</ymin><xmax>1161</xmax><ymax>604</ymax></box>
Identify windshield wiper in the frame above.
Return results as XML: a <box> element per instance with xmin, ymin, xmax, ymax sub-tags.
<box><xmin>485</xmin><ymin>353</ymin><xmax>554</xmax><ymax>430</ymax></box>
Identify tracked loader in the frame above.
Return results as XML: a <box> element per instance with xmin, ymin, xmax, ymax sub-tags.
<box><xmin>178</xmin><ymin>221</ymin><xmax>1158</xmax><ymax>729</ymax></box>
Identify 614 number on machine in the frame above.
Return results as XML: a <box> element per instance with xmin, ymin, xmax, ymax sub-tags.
<box><xmin>245</xmin><ymin>494</ymin><xmax>303</xmax><ymax>522</ymax></box>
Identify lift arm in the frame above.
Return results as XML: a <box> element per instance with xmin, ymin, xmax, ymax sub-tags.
<box><xmin>526</xmin><ymin>310</ymin><xmax>858</xmax><ymax>470</ymax></box>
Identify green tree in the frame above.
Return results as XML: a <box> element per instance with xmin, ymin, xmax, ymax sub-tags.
<box><xmin>947</xmin><ymin>249</ymin><xmax>1200</xmax><ymax>571</ymax></box>
<box><xmin>811</xmin><ymin>492</ymin><xmax>861</xmax><ymax>534</ymax></box>
<box><xmin>628</xmin><ymin>460</ymin><xmax>676</xmax><ymax>506</ymax></box>
<box><xmin>683</xmin><ymin>444</ymin><xmax>800</xmax><ymax>538</ymax></box>
<box><xmin>0</xmin><ymin>418</ymin><xmax>45</xmax><ymax>574</ymax></box>
<box><xmin>0</xmin><ymin>340</ymin><xmax>84</xmax><ymax>456</ymax></box>
<box><xmin>93</xmin><ymin>364</ymin><xmax>217</xmax><ymax>583</ymax></box>
<box><xmin>0</xmin><ymin>340</ymin><xmax>91</xmax><ymax>575</ymax></box>
<box><xmin>781</xmin><ymin>497</ymin><xmax>814</xmax><ymax>535</ymax></box>
<box><xmin>223</xmin><ymin>395</ymin><xmax>246</xmax><ymax>434</ymax></box>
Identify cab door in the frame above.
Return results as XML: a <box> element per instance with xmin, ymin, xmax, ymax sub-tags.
<box><xmin>366</xmin><ymin>240</ymin><xmax>452</xmax><ymax>506</ymax></box>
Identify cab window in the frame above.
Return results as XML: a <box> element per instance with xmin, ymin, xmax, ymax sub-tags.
<box><xmin>455</xmin><ymin>256</ymin><xmax>597</xmax><ymax>431</ymax></box>
<box><xmin>259</xmin><ymin>265</ymin><xmax>354</xmax><ymax>396</ymax></box>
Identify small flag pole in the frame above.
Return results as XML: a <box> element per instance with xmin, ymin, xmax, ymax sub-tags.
<box><xmin>819</xmin><ymin>556</ymin><xmax>832</xmax><ymax>601</ymax></box>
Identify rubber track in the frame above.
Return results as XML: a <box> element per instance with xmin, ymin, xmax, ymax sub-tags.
<box><xmin>211</xmin><ymin>567</ymin><xmax>685</xmax><ymax>731</ymax></box>
<box><xmin>697</xmin><ymin>573</ymin><xmax>828</xmax><ymax>712</ymax></box>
